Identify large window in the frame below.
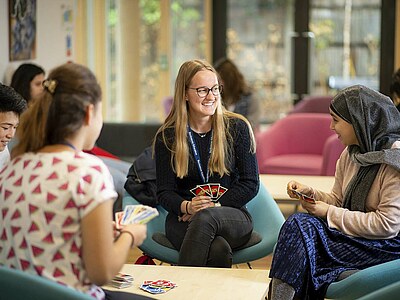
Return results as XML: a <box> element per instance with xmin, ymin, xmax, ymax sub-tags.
<box><xmin>105</xmin><ymin>0</ymin><xmax>209</xmax><ymax>122</ymax></box>
<box><xmin>227</xmin><ymin>0</ymin><xmax>382</xmax><ymax>123</ymax></box>
<box><xmin>310</xmin><ymin>0</ymin><xmax>381</xmax><ymax>94</ymax></box>
<box><xmin>227</xmin><ymin>0</ymin><xmax>294</xmax><ymax>123</ymax></box>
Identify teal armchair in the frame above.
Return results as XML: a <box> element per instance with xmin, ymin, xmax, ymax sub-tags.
<box><xmin>0</xmin><ymin>265</ymin><xmax>94</xmax><ymax>300</ymax></box>
<box><xmin>325</xmin><ymin>259</ymin><xmax>400</xmax><ymax>299</ymax></box>
<box><xmin>123</xmin><ymin>181</ymin><xmax>285</xmax><ymax>266</ymax></box>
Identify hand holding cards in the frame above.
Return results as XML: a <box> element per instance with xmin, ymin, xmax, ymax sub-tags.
<box><xmin>289</xmin><ymin>189</ymin><xmax>316</xmax><ymax>204</ymax></box>
<box><xmin>190</xmin><ymin>183</ymin><xmax>228</xmax><ymax>202</ymax></box>
<box><xmin>115</xmin><ymin>204</ymin><xmax>159</xmax><ymax>229</ymax></box>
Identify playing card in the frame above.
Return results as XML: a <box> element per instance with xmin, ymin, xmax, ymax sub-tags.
<box><xmin>216</xmin><ymin>186</ymin><xmax>228</xmax><ymax>200</ymax></box>
<box><xmin>118</xmin><ymin>205</ymin><xmax>159</xmax><ymax>226</ymax></box>
<box><xmin>209</xmin><ymin>183</ymin><xmax>220</xmax><ymax>199</ymax></box>
<box><xmin>191</xmin><ymin>185</ymin><xmax>209</xmax><ymax>197</ymax></box>
<box><xmin>140</xmin><ymin>279</ymin><xmax>177</xmax><ymax>294</ymax></box>
<box><xmin>199</xmin><ymin>184</ymin><xmax>212</xmax><ymax>197</ymax></box>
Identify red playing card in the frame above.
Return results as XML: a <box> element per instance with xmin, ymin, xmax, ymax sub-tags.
<box><xmin>216</xmin><ymin>186</ymin><xmax>228</xmax><ymax>200</ymax></box>
<box><xmin>209</xmin><ymin>184</ymin><xmax>220</xmax><ymax>199</ymax></box>
<box><xmin>192</xmin><ymin>186</ymin><xmax>209</xmax><ymax>196</ymax></box>
<box><xmin>199</xmin><ymin>184</ymin><xmax>212</xmax><ymax>197</ymax></box>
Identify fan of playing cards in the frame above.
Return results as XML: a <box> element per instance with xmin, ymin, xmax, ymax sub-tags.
<box><xmin>115</xmin><ymin>205</ymin><xmax>159</xmax><ymax>229</ymax></box>
<box><xmin>190</xmin><ymin>183</ymin><xmax>228</xmax><ymax>202</ymax></box>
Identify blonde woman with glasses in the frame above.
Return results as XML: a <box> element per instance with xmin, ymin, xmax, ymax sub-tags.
<box><xmin>153</xmin><ymin>59</ymin><xmax>260</xmax><ymax>267</ymax></box>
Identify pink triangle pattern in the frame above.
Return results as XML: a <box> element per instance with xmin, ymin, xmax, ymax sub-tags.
<box><xmin>0</xmin><ymin>229</ymin><xmax>6</xmax><ymax>240</ymax></box>
<box><xmin>67</xmin><ymin>165</ymin><xmax>77</xmax><ymax>173</ymax></box>
<box><xmin>23</xmin><ymin>160</ymin><xmax>31</xmax><ymax>169</ymax></box>
<box><xmin>62</xmin><ymin>216</ymin><xmax>74</xmax><ymax>227</ymax></box>
<box><xmin>31</xmin><ymin>245</ymin><xmax>44</xmax><ymax>257</ymax></box>
<box><xmin>11</xmin><ymin>209</ymin><xmax>21</xmax><ymax>220</ymax></box>
<box><xmin>52</xmin><ymin>250</ymin><xmax>64</xmax><ymax>261</ymax></box>
<box><xmin>29</xmin><ymin>204</ymin><xmax>38</xmax><ymax>214</ymax></box>
<box><xmin>11</xmin><ymin>226</ymin><xmax>21</xmax><ymax>235</ymax></box>
<box><xmin>59</xmin><ymin>182</ymin><xmax>69</xmax><ymax>190</ymax></box>
<box><xmin>20</xmin><ymin>259</ymin><xmax>30</xmax><ymax>271</ymax></box>
<box><xmin>2</xmin><ymin>207</ymin><xmax>8</xmax><ymax>219</ymax></box>
<box><xmin>82</xmin><ymin>174</ymin><xmax>92</xmax><ymax>183</ymax></box>
<box><xmin>52</xmin><ymin>157</ymin><xmax>62</xmax><ymax>165</ymax></box>
<box><xmin>7</xmin><ymin>248</ymin><xmax>15</xmax><ymax>259</ymax></box>
<box><xmin>32</xmin><ymin>184</ymin><xmax>41</xmax><ymax>194</ymax></box>
<box><xmin>46</xmin><ymin>171</ymin><xmax>58</xmax><ymax>180</ymax></box>
<box><xmin>65</xmin><ymin>198</ymin><xmax>77</xmax><ymax>209</ymax></box>
<box><xmin>6</xmin><ymin>170</ymin><xmax>15</xmax><ymax>179</ymax></box>
<box><xmin>53</xmin><ymin>267</ymin><xmax>65</xmax><ymax>278</ymax></box>
<box><xmin>16</xmin><ymin>193</ymin><xmax>25</xmax><ymax>203</ymax></box>
<box><xmin>19</xmin><ymin>238</ymin><xmax>28</xmax><ymax>249</ymax></box>
<box><xmin>42</xmin><ymin>233</ymin><xmax>54</xmax><ymax>244</ymax></box>
<box><xmin>63</xmin><ymin>232</ymin><xmax>74</xmax><ymax>242</ymax></box>
<box><xmin>4</xmin><ymin>189</ymin><xmax>12</xmax><ymax>200</ymax></box>
<box><xmin>47</xmin><ymin>192</ymin><xmax>57</xmax><ymax>203</ymax></box>
<box><xmin>29</xmin><ymin>174</ymin><xmax>38</xmax><ymax>183</ymax></box>
<box><xmin>13</xmin><ymin>176</ymin><xmax>22</xmax><ymax>186</ymax></box>
<box><xmin>33</xmin><ymin>161</ymin><xmax>43</xmax><ymax>169</ymax></box>
<box><xmin>34</xmin><ymin>265</ymin><xmax>45</xmax><ymax>276</ymax></box>
<box><xmin>44</xmin><ymin>211</ymin><xmax>56</xmax><ymax>224</ymax></box>
<box><xmin>28</xmin><ymin>221</ymin><xmax>39</xmax><ymax>232</ymax></box>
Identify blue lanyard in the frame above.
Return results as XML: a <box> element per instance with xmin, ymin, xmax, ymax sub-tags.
<box><xmin>187</xmin><ymin>125</ymin><xmax>213</xmax><ymax>183</ymax></box>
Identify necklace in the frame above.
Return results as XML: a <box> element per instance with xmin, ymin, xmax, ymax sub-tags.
<box><xmin>198</xmin><ymin>132</ymin><xmax>207</xmax><ymax>138</ymax></box>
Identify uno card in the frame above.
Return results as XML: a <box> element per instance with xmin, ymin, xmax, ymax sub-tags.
<box><xmin>190</xmin><ymin>185</ymin><xmax>209</xmax><ymax>197</ymax></box>
<box><xmin>199</xmin><ymin>184</ymin><xmax>212</xmax><ymax>197</ymax></box>
<box><xmin>216</xmin><ymin>186</ymin><xmax>228</xmax><ymax>200</ymax></box>
<box><xmin>290</xmin><ymin>189</ymin><xmax>315</xmax><ymax>204</ymax></box>
<box><xmin>209</xmin><ymin>183</ymin><xmax>220</xmax><ymax>199</ymax></box>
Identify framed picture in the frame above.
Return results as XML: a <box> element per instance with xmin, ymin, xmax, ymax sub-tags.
<box><xmin>9</xmin><ymin>0</ymin><xmax>37</xmax><ymax>61</ymax></box>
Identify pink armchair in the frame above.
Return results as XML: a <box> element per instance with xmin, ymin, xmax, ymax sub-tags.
<box><xmin>256</xmin><ymin>113</ymin><xmax>344</xmax><ymax>176</ymax></box>
<box><xmin>289</xmin><ymin>95</ymin><xmax>333</xmax><ymax>114</ymax></box>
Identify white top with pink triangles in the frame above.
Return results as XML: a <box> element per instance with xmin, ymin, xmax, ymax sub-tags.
<box><xmin>0</xmin><ymin>151</ymin><xmax>117</xmax><ymax>299</ymax></box>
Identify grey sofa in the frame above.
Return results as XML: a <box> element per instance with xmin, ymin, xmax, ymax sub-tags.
<box><xmin>96</xmin><ymin>122</ymin><xmax>161</xmax><ymax>162</ymax></box>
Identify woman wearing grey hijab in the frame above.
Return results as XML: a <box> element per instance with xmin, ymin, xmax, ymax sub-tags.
<box><xmin>268</xmin><ymin>85</ymin><xmax>400</xmax><ymax>300</ymax></box>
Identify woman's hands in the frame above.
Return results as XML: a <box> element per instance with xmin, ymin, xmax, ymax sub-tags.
<box><xmin>180</xmin><ymin>196</ymin><xmax>214</xmax><ymax>222</ymax></box>
<box><xmin>287</xmin><ymin>180</ymin><xmax>329</xmax><ymax>219</ymax></box>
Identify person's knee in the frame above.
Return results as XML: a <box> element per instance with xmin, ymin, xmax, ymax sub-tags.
<box><xmin>190</xmin><ymin>208</ymin><xmax>217</xmax><ymax>227</ymax></box>
<box><xmin>207</xmin><ymin>236</ymin><xmax>232</xmax><ymax>267</ymax></box>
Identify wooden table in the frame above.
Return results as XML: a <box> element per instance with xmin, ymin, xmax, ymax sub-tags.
<box><xmin>260</xmin><ymin>174</ymin><xmax>335</xmax><ymax>210</ymax></box>
<box><xmin>104</xmin><ymin>264</ymin><xmax>269</xmax><ymax>300</ymax></box>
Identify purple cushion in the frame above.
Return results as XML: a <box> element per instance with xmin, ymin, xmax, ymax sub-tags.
<box><xmin>260</xmin><ymin>154</ymin><xmax>323</xmax><ymax>175</ymax></box>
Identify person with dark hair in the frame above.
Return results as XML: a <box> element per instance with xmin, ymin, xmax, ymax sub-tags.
<box><xmin>1</xmin><ymin>63</ymin><xmax>151</xmax><ymax>300</ymax></box>
<box><xmin>0</xmin><ymin>83</ymin><xmax>27</xmax><ymax>168</ymax></box>
<box><xmin>154</xmin><ymin>59</ymin><xmax>259</xmax><ymax>267</ymax></box>
<box><xmin>214</xmin><ymin>58</ymin><xmax>260</xmax><ymax>132</ymax></box>
<box><xmin>10</xmin><ymin>63</ymin><xmax>45</xmax><ymax>104</ymax></box>
<box><xmin>389</xmin><ymin>68</ymin><xmax>400</xmax><ymax>111</ymax></box>
<box><xmin>268</xmin><ymin>85</ymin><xmax>400</xmax><ymax>299</ymax></box>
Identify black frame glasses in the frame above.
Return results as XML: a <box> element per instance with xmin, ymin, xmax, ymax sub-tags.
<box><xmin>187</xmin><ymin>84</ymin><xmax>223</xmax><ymax>98</ymax></box>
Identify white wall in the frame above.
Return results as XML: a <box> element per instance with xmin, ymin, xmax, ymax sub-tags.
<box><xmin>0</xmin><ymin>0</ymin><xmax>75</xmax><ymax>83</ymax></box>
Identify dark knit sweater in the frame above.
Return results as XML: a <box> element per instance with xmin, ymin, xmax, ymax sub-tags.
<box><xmin>155</xmin><ymin>117</ymin><xmax>259</xmax><ymax>216</ymax></box>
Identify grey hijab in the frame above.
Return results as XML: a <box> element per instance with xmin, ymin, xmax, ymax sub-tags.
<box><xmin>330</xmin><ymin>85</ymin><xmax>400</xmax><ymax>212</ymax></box>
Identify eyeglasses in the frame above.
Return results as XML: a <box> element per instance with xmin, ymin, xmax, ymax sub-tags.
<box><xmin>187</xmin><ymin>84</ymin><xmax>223</xmax><ymax>98</ymax></box>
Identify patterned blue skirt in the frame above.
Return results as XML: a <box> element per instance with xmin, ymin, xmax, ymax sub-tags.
<box><xmin>269</xmin><ymin>213</ymin><xmax>400</xmax><ymax>299</ymax></box>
